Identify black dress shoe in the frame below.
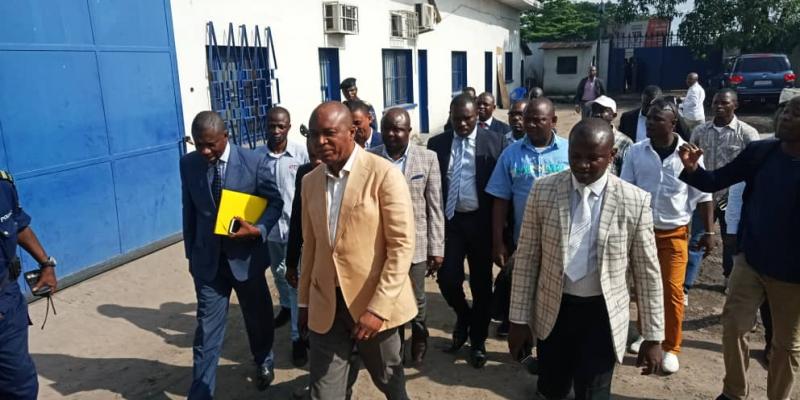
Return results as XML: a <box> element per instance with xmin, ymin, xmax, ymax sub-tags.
<box><xmin>410</xmin><ymin>336</ymin><xmax>428</xmax><ymax>366</ymax></box>
<box><xmin>469</xmin><ymin>344</ymin><xmax>488</xmax><ymax>369</ymax></box>
<box><xmin>274</xmin><ymin>307</ymin><xmax>291</xmax><ymax>328</ymax></box>
<box><xmin>255</xmin><ymin>365</ymin><xmax>274</xmax><ymax>391</ymax></box>
<box><xmin>292</xmin><ymin>339</ymin><xmax>309</xmax><ymax>367</ymax></box>
<box><xmin>444</xmin><ymin>320</ymin><xmax>469</xmax><ymax>353</ymax></box>
<box><xmin>496</xmin><ymin>320</ymin><xmax>509</xmax><ymax>337</ymax></box>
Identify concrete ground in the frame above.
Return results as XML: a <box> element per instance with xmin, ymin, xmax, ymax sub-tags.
<box><xmin>28</xmin><ymin>102</ymin><xmax>789</xmax><ymax>399</ymax></box>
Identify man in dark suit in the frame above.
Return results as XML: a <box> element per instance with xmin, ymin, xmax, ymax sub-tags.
<box><xmin>477</xmin><ymin>92</ymin><xmax>510</xmax><ymax>137</ymax></box>
<box><xmin>341</xmin><ymin>77</ymin><xmax>378</xmax><ymax>132</ymax></box>
<box><xmin>346</xmin><ymin>100</ymin><xmax>383</xmax><ymax>149</ymax></box>
<box><xmin>180</xmin><ymin>111</ymin><xmax>283</xmax><ymax>399</ymax></box>
<box><xmin>619</xmin><ymin>85</ymin><xmax>689</xmax><ymax>143</ymax></box>
<box><xmin>573</xmin><ymin>65</ymin><xmax>606</xmax><ymax>118</ymax></box>
<box><xmin>427</xmin><ymin>94</ymin><xmax>506</xmax><ymax>368</ymax></box>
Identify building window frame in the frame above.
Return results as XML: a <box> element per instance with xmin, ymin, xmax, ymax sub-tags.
<box><xmin>382</xmin><ymin>49</ymin><xmax>414</xmax><ymax>107</ymax></box>
<box><xmin>451</xmin><ymin>51</ymin><xmax>467</xmax><ymax>96</ymax></box>
<box><xmin>556</xmin><ymin>56</ymin><xmax>578</xmax><ymax>75</ymax></box>
<box><xmin>504</xmin><ymin>52</ymin><xmax>513</xmax><ymax>82</ymax></box>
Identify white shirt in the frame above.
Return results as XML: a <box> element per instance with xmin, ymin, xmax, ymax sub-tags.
<box><xmin>680</xmin><ymin>82</ymin><xmax>706</xmax><ymax>121</ymax></box>
<box><xmin>563</xmin><ymin>172</ymin><xmax>608</xmax><ymax>297</ymax></box>
<box><xmin>620</xmin><ymin>135</ymin><xmax>712</xmax><ymax>230</ymax></box>
<box><xmin>325</xmin><ymin>145</ymin><xmax>360</xmax><ymax>246</ymax></box>
<box><xmin>635</xmin><ymin>111</ymin><xmax>648</xmax><ymax>143</ymax></box>
<box><xmin>206</xmin><ymin>141</ymin><xmax>231</xmax><ymax>187</ymax></box>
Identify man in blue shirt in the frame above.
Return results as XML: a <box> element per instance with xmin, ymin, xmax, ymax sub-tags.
<box><xmin>679</xmin><ymin>96</ymin><xmax>800</xmax><ymax>400</ymax></box>
<box><xmin>485</xmin><ymin>97</ymin><xmax>570</xmax><ymax>338</ymax></box>
<box><xmin>258</xmin><ymin>107</ymin><xmax>309</xmax><ymax>367</ymax></box>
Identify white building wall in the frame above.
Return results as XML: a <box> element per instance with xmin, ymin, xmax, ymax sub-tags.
<box><xmin>541</xmin><ymin>47</ymin><xmax>595</xmax><ymax>95</ymax></box>
<box><xmin>170</xmin><ymin>0</ymin><xmax>525</xmax><ymax>140</ymax></box>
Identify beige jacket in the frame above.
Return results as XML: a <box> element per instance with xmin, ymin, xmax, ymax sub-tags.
<box><xmin>299</xmin><ymin>150</ymin><xmax>417</xmax><ymax>334</ymax></box>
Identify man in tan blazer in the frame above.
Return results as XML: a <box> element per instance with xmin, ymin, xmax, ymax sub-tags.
<box><xmin>298</xmin><ymin>102</ymin><xmax>416</xmax><ymax>400</ymax></box>
<box><xmin>370</xmin><ymin>108</ymin><xmax>445</xmax><ymax>366</ymax></box>
<box><xmin>508</xmin><ymin>119</ymin><xmax>665</xmax><ymax>399</ymax></box>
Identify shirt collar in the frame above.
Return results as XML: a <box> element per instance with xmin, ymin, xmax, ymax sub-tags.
<box><xmin>381</xmin><ymin>144</ymin><xmax>410</xmax><ymax>161</ymax></box>
<box><xmin>453</xmin><ymin>125</ymin><xmax>478</xmax><ymax>143</ymax></box>
<box><xmin>644</xmin><ymin>133</ymin><xmax>686</xmax><ymax>153</ymax></box>
<box><xmin>712</xmin><ymin>116</ymin><xmax>738</xmax><ymax>132</ymax></box>
<box><xmin>326</xmin><ymin>144</ymin><xmax>360</xmax><ymax>179</ymax></box>
<box><xmin>571</xmin><ymin>171</ymin><xmax>609</xmax><ymax>197</ymax></box>
<box><xmin>522</xmin><ymin>132</ymin><xmax>559</xmax><ymax>150</ymax></box>
<box><xmin>481</xmin><ymin>117</ymin><xmax>494</xmax><ymax>127</ymax></box>
<box><xmin>218</xmin><ymin>141</ymin><xmax>231</xmax><ymax>165</ymax></box>
<box><xmin>268</xmin><ymin>140</ymin><xmax>298</xmax><ymax>158</ymax></box>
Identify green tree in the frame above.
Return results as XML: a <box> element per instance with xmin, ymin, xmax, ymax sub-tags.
<box><xmin>522</xmin><ymin>0</ymin><xmax>686</xmax><ymax>43</ymax></box>
<box><xmin>679</xmin><ymin>0</ymin><xmax>800</xmax><ymax>55</ymax></box>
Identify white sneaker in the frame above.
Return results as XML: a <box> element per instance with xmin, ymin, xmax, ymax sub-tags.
<box><xmin>629</xmin><ymin>336</ymin><xmax>645</xmax><ymax>354</ymax></box>
<box><xmin>662</xmin><ymin>352</ymin><xmax>680</xmax><ymax>374</ymax></box>
<box><xmin>683</xmin><ymin>292</ymin><xmax>689</xmax><ymax>307</ymax></box>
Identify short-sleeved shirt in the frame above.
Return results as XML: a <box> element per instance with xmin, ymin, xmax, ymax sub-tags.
<box><xmin>0</xmin><ymin>179</ymin><xmax>31</xmax><ymax>286</ymax></box>
<box><xmin>485</xmin><ymin>135</ymin><xmax>570</xmax><ymax>242</ymax></box>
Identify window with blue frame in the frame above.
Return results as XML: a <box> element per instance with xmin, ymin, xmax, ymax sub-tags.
<box><xmin>451</xmin><ymin>51</ymin><xmax>467</xmax><ymax>95</ymax></box>
<box><xmin>382</xmin><ymin>49</ymin><xmax>414</xmax><ymax>107</ymax></box>
<box><xmin>505</xmin><ymin>52</ymin><xmax>513</xmax><ymax>82</ymax></box>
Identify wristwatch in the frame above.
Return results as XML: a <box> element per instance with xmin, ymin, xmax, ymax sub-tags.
<box><xmin>39</xmin><ymin>256</ymin><xmax>57</xmax><ymax>269</ymax></box>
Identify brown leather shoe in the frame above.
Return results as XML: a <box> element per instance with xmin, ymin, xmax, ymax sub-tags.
<box><xmin>410</xmin><ymin>336</ymin><xmax>428</xmax><ymax>366</ymax></box>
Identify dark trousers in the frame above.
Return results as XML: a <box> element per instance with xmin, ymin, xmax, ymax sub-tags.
<box><xmin>537</xmin><ymin>295</ymin><xmax>616</xmax><ymax>400</ymax></box>
<box><xmin>438</xmin><ymin>211</ymin><xmax>494</xmax><ymax>345</ymax></box>
<box><xmin>0</xmin><ymin>282</ymin><xmax>38</xmax><ymax>400</ymax></box>
<box><xmin>188</xmin><ymin>257</ymin><xmax>274</xmax><ymax>400</ymax></box>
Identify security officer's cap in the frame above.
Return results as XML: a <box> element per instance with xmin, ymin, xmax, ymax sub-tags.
<box><xmin>340</xmin><ymin>77</ymin><xmax>357</xmax><ymax>89</ymax></box>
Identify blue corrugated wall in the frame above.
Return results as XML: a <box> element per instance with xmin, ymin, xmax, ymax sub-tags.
<box><xmin>0</xmin><ymin>0</ymin><xmax>184</xmax><ymax>284</ymax></box>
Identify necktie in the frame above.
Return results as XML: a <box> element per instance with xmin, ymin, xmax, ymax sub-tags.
<box><xmin>445</xmin><ymin>138</ymin><xmax>464</xmax><ymax>220</ymax></box>
<box><xmin>565</xmin><ymin>187</ymin><xmax>592</xmax><ymax>281</ymax></box>
<box><xmin>479</xmin><ymin>121</ymin><xmax>488</xmax><ymax>129</ymax></box>
<box><xmin>212</xmin><ymin>162</ymin><xmax>222</xmax><ymax>208</ymax></box>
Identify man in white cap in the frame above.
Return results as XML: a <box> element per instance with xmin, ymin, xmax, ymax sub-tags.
<box><xmin>590</xmin><ymin>95</ymin><xmax>632</xmax><ymax>176</ymax></box>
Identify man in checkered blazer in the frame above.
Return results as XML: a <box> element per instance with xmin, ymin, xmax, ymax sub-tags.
<box><xmin>508</xmin><ymin>119</ymin><xmax>665</xmax><ymax>399</ymax></box>
<box><xmin>370</xmin><ymin>108</ymin><xmax>445</xmax><ymax>366</ymax></box>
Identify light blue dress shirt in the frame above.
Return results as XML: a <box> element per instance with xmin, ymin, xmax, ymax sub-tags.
<box><xmin>261</xmin><ymin>140</ymin><xmax>309</xmax><ymax>243</ymax></box>
<box><xmin>448</xmin><ymin>128</ymin><xmax>479</xmax><ymax>212</ymax></box>
<box><xmin>485</xmin><ymin>134</ymin><xmax>570</xmax><ymax>242</ymax></box>
<box><xmin>380</xmin><ymin>145</ymin><xmax>410</xmax><ymax>172</ymax></box>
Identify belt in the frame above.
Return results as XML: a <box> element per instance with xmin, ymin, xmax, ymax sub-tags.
<box><xmin>562</xmin><ymin>293</ymin><xmax>604</xmax><ymax>305</ymax></box>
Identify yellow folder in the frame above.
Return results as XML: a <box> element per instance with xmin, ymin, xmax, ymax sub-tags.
<box><xmin>214</xmin><ymin>189</ymin><xmax>268</xmax><ymax>235</ymax></box>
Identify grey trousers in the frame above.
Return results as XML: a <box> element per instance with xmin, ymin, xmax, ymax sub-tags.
<box><xmin>309</xmin><ymin>290</ymin><xmax>409</xmax><ymax>400</ymax></box>
<box><xmin>409</xmin><ymin>261</ymin><xmax>428</xmax><ymax>337</ymax></box>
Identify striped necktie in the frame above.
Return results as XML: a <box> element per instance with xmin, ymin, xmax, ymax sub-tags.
<box><xmin>212</xmin><ymin>162</ymin><xmax>222</xmax><ymax>208</ymax></box>
<box><xmin>445</xmin><ymin>137</ymin><xmax>464</xmax><ymax>220</ymax></box>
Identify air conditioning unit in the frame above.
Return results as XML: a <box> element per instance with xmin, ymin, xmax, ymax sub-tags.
<box><xmin>323</xmin><ymin>2</ymin><xmax>359</xmax><ymax>35</ymax></box>
<box><xmin>415</xmin><ymin>3</ymin><xmax>436</xmax><ymax>32</ymax></box>
<box><xmin>390</xmin><ymin>11</ymin><xmax>418</xmax><ymax>39</ymax></box>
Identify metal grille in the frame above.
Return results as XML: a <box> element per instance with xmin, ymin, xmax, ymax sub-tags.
<box><xmin>206</xmin><ymin>22</ymin><xmax>280</xmax><ymax>149</ymax></box>
<box><xmin>609</xmin><ymin>33</ymin><xmax>685</xmax><ymax>49</ymax></box>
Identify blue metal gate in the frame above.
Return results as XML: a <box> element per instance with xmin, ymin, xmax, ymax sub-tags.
<box><xmin>0</xmin><ymin>0</ymin><xmax>184</xmax><ymax>285</ymax></box>
<box><xmin>607</xmin><ymin>33</ymin><xmax>723</xmax><ymax>92</ymax></box>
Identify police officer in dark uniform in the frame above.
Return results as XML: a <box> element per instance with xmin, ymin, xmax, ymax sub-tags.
<box><xmin>0</xmin><ymin>170</ymin><xmax>57</xmax><ymax>400</ymax></box>
<box><xmin>340</xmin><ymin>77</ymin><xmax>378</xmax><ymax>132</ymax></box>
